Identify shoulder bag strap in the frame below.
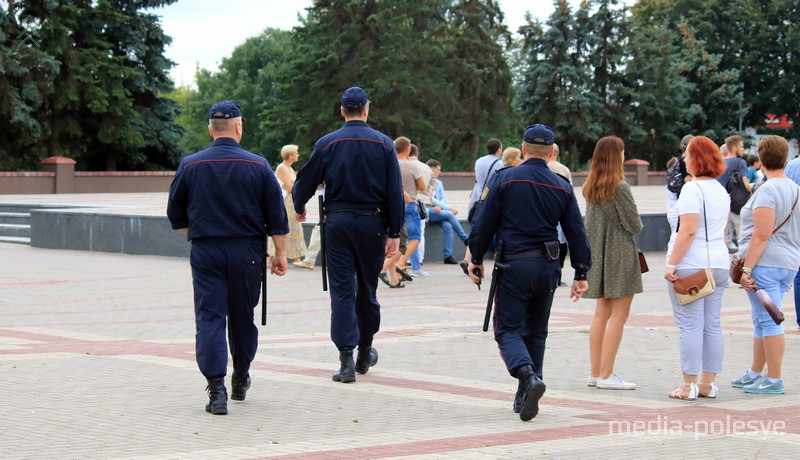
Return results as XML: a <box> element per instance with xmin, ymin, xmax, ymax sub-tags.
<box><xmin>697</xmin><ymin>185</ymin><xmax>711</xmax><ymax>268</ymax></box>
<box><xmin>481</xmin><ymin>158</ymin><xmax>501</xmax><ymax>190</ymax></box>
<box><xmin>772</xmin><ymin>186</ymin><xmax>799</xmax><ymax>235</ymax></box>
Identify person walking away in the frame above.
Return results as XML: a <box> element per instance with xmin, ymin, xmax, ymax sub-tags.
<box><xmin>167</xmin><ymin>100</ymin><xmax>289</xmax><ymax>415</ymax></box>
<box><xmin>293</xmin><ymin>87</ymin><xmax>404</xmax><ymax>383</ymax></box>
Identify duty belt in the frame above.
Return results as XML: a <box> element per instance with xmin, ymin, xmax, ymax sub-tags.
<box><xmin>503</xmin><ymin>248</ymin><xmax>547</xmax><ymax>261</ymax></box>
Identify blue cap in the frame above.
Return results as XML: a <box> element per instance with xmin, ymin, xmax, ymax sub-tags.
<box><xmin>209</xmin><ymin>100</ymin><xmax>245</xmax><ymax>122</ymax></box>
<box><xmin>341</xmin><ymin>86</ymin><xmax>369</xmax><ymax>109</ymax></box>
<box><xmin>524</xmin><ymin>124</ymin><xmax>554</xmax><ymax>145</ymax></box>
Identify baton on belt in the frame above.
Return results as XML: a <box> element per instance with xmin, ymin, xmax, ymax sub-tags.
<box><xmin>261</xmin><ymin>229</ymin><xmax>268</xmax><ymax>326</ymax></box>
<box><xmin>482</xmin><ymin>240</ymin><xmax>509</xmax><ymax>332</ymax></box>
<box><xmin>318</xmin><ymin>194</ymin><xmax>328</xmax><ymax>291</ymax></box>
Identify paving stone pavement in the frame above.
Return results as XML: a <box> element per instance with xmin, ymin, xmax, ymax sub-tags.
<box><xmin>3</xmin><ymin>224</ymin><xmax>800</xmax><ymax>458</ymax></box>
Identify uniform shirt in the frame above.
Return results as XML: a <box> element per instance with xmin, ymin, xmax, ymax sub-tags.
<box><xmin>167</xmin><ymin>137</ymin><xmax>289</xmax><ymax>240</ymax></box>
<box><xmin>469</xmin><ymin>158</ymin><xmax>591</xmax><ymax>280</ymax></box>
<box><xmin>293</xmin><ymin>120</ymin><xmax>404</xmax><ymax>238</ymax></box>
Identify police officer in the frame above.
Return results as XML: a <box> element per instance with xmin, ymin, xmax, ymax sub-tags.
<box><xmin>293</xmin><ymin>86</ymin><xmax>404</xmax><ymax>383</ymax></box>
<box><xmin>468</xmin><ymin>124</ymin><xmax>591</xmax><ymax>421</ymax></box>
<box><xmin>167</xmin><ymin>100</ymin><xmax>289</xmax><ymax>415</ymax></box>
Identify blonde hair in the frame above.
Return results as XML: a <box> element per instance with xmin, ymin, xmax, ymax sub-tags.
<box><xmin>280</xmin><ymin>144</ymin><xmax>298</xmax><ymax>160</ymax></box>
<box><xmin>502</xmin><ymin>147</ymin><xmax>522</xmax><ymax>166</ymax></box>
<box><xmin>583</xmin><ymin>136</ymin><xmax>625</xmax><ymax>203</ymax></box>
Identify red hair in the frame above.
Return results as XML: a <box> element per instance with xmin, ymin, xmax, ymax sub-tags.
<box><xmin>686</xmin><ymin>136</ymin><xmax>725</xmax><ymax>178</ymax></box>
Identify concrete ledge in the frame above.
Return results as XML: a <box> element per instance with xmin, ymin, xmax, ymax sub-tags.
<box><xmin>29</xmin><ymin>208</ymin><xmax>670</xmax><ymax>259</ymax></box>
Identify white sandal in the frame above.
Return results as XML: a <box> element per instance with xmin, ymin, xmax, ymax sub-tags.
<box><xmin>698</xmin><ymin>382</ymin><xmax>718</xmax><ymax>398</ymax></box>
<box><xmin>668</xmin><ymin>382</ymin><xmax>698</xmax><ymax>400</ymax></box>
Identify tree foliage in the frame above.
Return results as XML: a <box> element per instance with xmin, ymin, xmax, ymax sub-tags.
<box><xmin>0</xmin><ymin>0</ymin><xmax>183</xmax><ymax>171</ymax></box>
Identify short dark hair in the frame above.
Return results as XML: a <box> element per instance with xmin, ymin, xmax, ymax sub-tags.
<box><xmin>426</xmin><ymin>159</ymin><xmax>441</xmax><ymax>168</ymax></box>
<box><xmin>758</xmin><ymin>136</ymin><xmax>789</xmax><ymax>170</ymax></box>
<box><xmin>486</xmin><ymin>138</ymin><xmax>502</xmax><ymax>155</ymax></box>
<box><xmin>409</xmin><ymin>144</ymin><xmax>418</xmax><ymax>158</ymax></box>
<box><xmin>343</xmin><ymin>105</ymin><xmax>367</xmax><ymax>117</ymax></box>
<box><xmin>747</xmin><ymin>155</ymin><xmax>760</xmax><ymax>167</ymax></box>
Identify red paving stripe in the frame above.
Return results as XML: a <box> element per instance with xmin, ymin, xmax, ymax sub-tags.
<box><xmin>261</xmin><ymin>423</ymin><xmax>609</xmax><ymax>460</ymax></box>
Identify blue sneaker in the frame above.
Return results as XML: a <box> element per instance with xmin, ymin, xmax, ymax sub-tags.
<box><xmin>731</xmin><ymin>371</ymin><xmax>762</xmax><ymax>388</ymax></box>
<box><xmin>743</xmin><ymin>378</ymin><xmax>785</xmax><ymax>394</ymax></box>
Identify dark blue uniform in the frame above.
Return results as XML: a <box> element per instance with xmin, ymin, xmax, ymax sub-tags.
<box><xmin>167</xmin><ymin>138</ymin><xmax>288</xmax><ymax>380</ymax></box>
<box><xmin>469</xmin><ymin>158</ymin><xmax>591</xmax><ymax>379</ymax></box>
<box><xmin>293</xmin><ymin>120</ymin><xmax>404</xmax><ymax>352</ymax></box>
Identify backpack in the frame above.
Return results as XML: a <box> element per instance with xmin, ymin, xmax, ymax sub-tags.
<box><xmin>666</xmin><ymin>158</ymin><xmax>684</xmax><ymax>193</ymax></box>
<box><xmin>726</xmin><ymin>163</ymin><xmax>751</xmax><ymax>214</ymax></box>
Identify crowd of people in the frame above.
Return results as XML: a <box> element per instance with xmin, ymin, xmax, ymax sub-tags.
<box><xmin>168</xmin><ymin>89</ymin><xmax>798</xmax><ymax>421</ymax></box>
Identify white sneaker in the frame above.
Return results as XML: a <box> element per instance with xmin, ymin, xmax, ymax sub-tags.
<box><xmin>596</xmin><ymin>372</ymin><xmax>637</xmax><ymax>390</ymax></box>
<box><xmin>588</xmin><ymin>376</ymin><xmax>597</xmax><ymax>387</ymax></box>
<box><xmin>410</xmin><ymin>269</ymin><xmax>429</xmax><ymax>277</ymax></box>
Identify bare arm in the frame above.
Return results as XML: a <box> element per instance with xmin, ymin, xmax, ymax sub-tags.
<box><xmin>664</xmin><ymin>213</ymin><xmax>699</xmax><ymax>281</ymax></box>
<box><xmin>741</xmin><ymin>207</ymin><xmax>776</xmax><ymax>290</ymax></box>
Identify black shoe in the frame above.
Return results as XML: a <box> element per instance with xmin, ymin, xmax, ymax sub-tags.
<box><xmin>513</xmin><ymin>379</ymin><xmax>524</xmax><ymax>414</ymax></box>
<box><xmin>355</xmin><ymin>346</ymin><xmax>379</xmax><ymax>374</ymax></box>
<box><xmin>332</xmin><ymin>350</ymin><xmax>356</xmax><ymax>383</ymax></box>
<box><xmin>395</xmin><ymin>266</ymin><xmax>413</xmax><ymax>282</ymax></box>
<box><xmin>231</xmin><ymin>372</ymin><xmax>251</xmax><ymax>401</ymax></box>
<box><xmin>205</xmin><ymin>377</ymin><xmax>228</xmax><ymax>415</ymax></box>
<box><xmin>515</xmin><ymin>364</ymin><xmax>546</xmax><ymax>421</ymax></box>
<box><xmin>443</xmin><ymin>256</ymin><xmax>458</xmax><ymax>265</ymax></box>
<box><xmin>378</xmin><ymin>272</ymin><xmax>391</xmax><ymax>287</ymax></box>
<box><xmin>459</xmin><ymin>260</ymin><xmax>469</xmax><ymax>275</ymax></box>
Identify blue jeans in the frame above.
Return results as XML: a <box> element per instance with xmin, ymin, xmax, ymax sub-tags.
<box><xmin>404</xmin><ymin>203</ymin><xmax>422</xmax><ymax>270</ymax></box>
<box><xmin>793</xmin><ymin>266</ymin><xmax>800</xmax><ymax>327</ymax></box>
<box><xmin>748</xmin><ymin>266</ymin><xmax>793</xmax><ymax>338</ymax></box>
<box><xmin>428</xmin><ymin>208</ymin><xmax>469</xmax><ymax>258</ymax></box>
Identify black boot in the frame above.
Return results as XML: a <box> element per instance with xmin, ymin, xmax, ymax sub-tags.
<box><xmin>515</xmin><ymin>364</ymin><xmax>546</xmax><ymax>421</ymax></box>
<box><xmin>513</xmin><ymin>379</ymin><xmax>524</xmax><ymax>414</ymax></box>
<box><xmin>231</xmin><ymin>372</ymin><xmax>251</xmax><ymax>401</ymax></box>
<box><xmin>205</xmin><ymin>377</ymin><xmax>228</xmax><ymax>415</ymax></box>
<box><xmin>332</xmin><ymin>350</ymin><xmax>356</xmax><ymax>383</ymax></box>
<box><xmin>355</xmin><ymin>346</ymin><xmax>379</xmax><ymax>374</ymax></box>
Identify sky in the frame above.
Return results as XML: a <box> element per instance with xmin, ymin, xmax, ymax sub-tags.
<box><xmin>152</xmin><ymin>0</ymin><xmax>581</xmax><ymax>87</ymax></box>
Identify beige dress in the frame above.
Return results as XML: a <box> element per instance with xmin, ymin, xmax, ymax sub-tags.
<box><xmin>584</xmin><ymin>181</ymin><xmax>644</xmax><ymax>299</ymax></box>
<box><xmin>269</xmin><ymin>163</ymin><xmax>307</xmax><ymax>259</ymax></box>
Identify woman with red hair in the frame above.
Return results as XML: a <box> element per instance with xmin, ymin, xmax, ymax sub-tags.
<box><xmin>583</xmin><ymin>136</ymin><xmax>643</xmax><ymax>390</ymax></box>
<box><xmin>664</xmin><ymin>136</ymin><xmax>730</xmax><ymax>400</ymax></box>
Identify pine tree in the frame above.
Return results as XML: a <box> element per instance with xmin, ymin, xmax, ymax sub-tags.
<box><xmin>0</xmin><ymin>0</ymin><xmax>183</xmax><ymax>171</ymax></box>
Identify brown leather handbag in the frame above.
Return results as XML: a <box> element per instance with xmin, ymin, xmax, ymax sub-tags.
<box><xmin>673</xmin><ymin>267</ymin><xmax>715</xmax><ymax>305</ymax></box>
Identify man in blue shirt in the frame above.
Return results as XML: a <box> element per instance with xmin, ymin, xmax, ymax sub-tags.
<box><xmin>293</xmin><ymin>87</ymin><xmax>404</xmax><ymax>384</ymax></box>
<box><xmin>468</xmin><ymin>124</ymin><xmax>591</xmax><ymax>421</ymax></box>
<box><xmin>167</xmin><ymin>100</ymin><xmax>289</xmax><ymax>415</ymax></box>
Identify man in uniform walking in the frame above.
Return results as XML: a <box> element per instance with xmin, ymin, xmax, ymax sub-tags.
<box><xmin>468</xmin><ymin>124</ymin><xmax>591</xmax><ymax>421</ymax></box>
<box><xmin>167</xmin><ymin>100</ymin><xmax>289</xmax><ymax>415</ymax></box>
<box><xmin>293</xmin><ymin>86</ymin><xmax>404</xmax><ymax>383</ymax></box>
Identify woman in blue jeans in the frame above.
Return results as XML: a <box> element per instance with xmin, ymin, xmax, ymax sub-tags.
<box><xmin>735</xmin><ymin>135</ymin><xmax>800</xmax><ymax>395</ymax></box>
<box><xmin>426</xmin><ymin>160</ymin><xmax>469</xmax><ymax>263</ymax></box>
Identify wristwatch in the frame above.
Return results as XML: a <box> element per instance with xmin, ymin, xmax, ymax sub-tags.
<box><xmin>742</xmin><ymin>267</ymin><xmax>752</xmax><ymax>274</ymax></box>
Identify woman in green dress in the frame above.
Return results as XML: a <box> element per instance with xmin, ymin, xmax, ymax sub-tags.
<box><xmin>582</xmin><ymin>136</ymin><xmax>643</xmax><ymax>390</ymax></box>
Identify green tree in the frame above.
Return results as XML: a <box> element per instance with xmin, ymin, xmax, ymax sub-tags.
<box><xmin>270</xmin><ymin>0</ymin><xmax>516</xmax><ymax>171</ymax></box>
<box><xmin>0</xmin><ymin>6</ymin><xmax>59</xmax><ymax>170</ymax></box>
<box><xmin>173</xmin><ymin>28</ymin><xmax>295</xmax><ymax>165</ymax></box>
<box><xmin>0</xmin><ymin>0</ymin><xmax>182</xmax><ymax>171</ymax></box>
<box><xmin>517</xmin><ymin>0</ymin><xmax>605</xmax><ymax>168</ymax></box>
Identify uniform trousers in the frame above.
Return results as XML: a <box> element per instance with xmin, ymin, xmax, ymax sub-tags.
<box><xmin>190</xmin><ymin>238</ymin><xmax>262</xmax><ymax>380</ymax></box>
<box><xmin>325</xmin><ymin>211</ymin><xmax>385</xmax><ymax>350</ymax></box>
<box><xmin>493</xmin><ymin>257</ymin><xmax>560</xmax><ymax>379</ymax></box>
